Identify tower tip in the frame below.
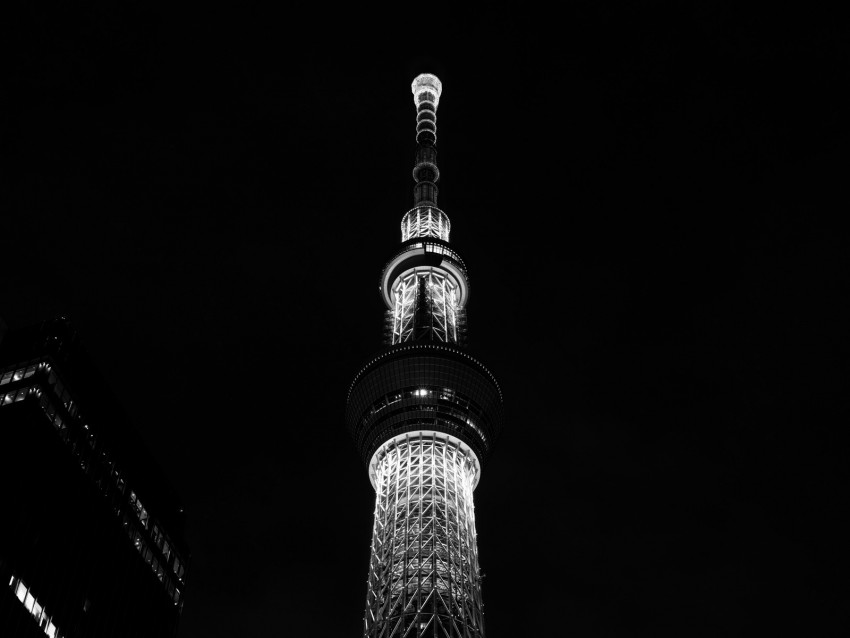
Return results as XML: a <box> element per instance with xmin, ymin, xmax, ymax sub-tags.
<box><xmin>412</xmin><ymin>74</ymin><xmax>442</xmax><ymax>109</ymax></box>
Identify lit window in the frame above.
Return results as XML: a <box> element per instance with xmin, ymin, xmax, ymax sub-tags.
<box><xmin>8</xmin><ymin>576</ymin><xmax>62</xmax><ymax>638</ymax></box>
<box><xmin>0</xmin><ymin>371</ymin><xmax>12</xmax><ymax>385</ymax></box>
<box><xmin>174</xmin><ymin>557</ymin><xmax>184</xmax><ymax>579</ymax></box>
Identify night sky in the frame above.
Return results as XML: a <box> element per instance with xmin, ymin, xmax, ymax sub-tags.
<box><xmin>2</xmin><ymin>4</ymin><xmax>847</xmax><ymax>636</ymax></box>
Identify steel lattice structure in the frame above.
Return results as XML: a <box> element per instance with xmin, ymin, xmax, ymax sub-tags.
<box><xmin>401</xmin><ymin>207</ymin><xmax>451</xmax><ymax>242</ymax></box>
<box><xmin>348</xmin><ymin>74</ymin><xmax>504</xmax><ymax>638</ymax></box>
<box><xmin>365</xmin><ymin>434</ymin><xmax>484</xmax><ymax>637</ymax></box>
<box><xmin>391</xmin><ymin>271</ymin><xmax>460</xmax><ymax>345</ymax></box>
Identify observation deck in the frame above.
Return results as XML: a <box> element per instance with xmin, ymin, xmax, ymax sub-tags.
<box><xmin>346</xmin><ymin>342</ymin><xmax>504</xmax><ymax>477</ymax></box>
<box><xmin>380</xmin><ymin>237</ymin><xmax>469</xmax><ymax>310</ymax></box>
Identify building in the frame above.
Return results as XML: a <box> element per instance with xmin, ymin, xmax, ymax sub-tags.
<box><xmin>0</xmin><ymin>317</ymin><xmax>188</xmax><ymax>638</ymax></box>
<box><xmin>346</xmin><ymin>75</ymin><xmax>505</xmax><ymax>638</ymax></box>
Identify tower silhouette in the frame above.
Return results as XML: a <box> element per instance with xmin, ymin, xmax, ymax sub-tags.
<box><xmin>347</xmin><ymin>74</ymin><xmax>504</xmax><ymax>638</ymax></box>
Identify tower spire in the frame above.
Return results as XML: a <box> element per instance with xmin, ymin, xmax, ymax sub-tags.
<box><xmin>411</xmin><ymin>73</ymin><xmax>442</xmax><ymax>207</ymax></box>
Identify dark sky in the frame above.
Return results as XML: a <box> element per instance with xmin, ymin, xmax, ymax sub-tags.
<box><xmin>2</xmin><ymin>3</ymin><xmax>847</xmax><ymax>636</ymax></box>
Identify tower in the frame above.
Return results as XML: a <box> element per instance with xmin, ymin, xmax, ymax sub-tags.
<box><xmin>347</xmin><ymin>75</ymin><xmax>504</xmax><ymax>638</ymax></box>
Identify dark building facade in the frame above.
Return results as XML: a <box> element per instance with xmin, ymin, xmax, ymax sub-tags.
<box><xmin>0</xmin><ymin>318</ymin><xmax>188</xmax><ymax>638</ymax></box>
<box><xmin>347</xmin><ymin>75</ymin><xmax>505</xmax><ymax>638</ymax></box>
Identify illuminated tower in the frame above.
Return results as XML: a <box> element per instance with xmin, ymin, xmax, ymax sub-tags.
<box><xmin>347</xmin><ymin>74</ymin><xmax>504</xmax><ymax>638</ymax></box>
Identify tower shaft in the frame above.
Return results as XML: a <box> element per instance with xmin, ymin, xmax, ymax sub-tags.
<box><xmin>364</xmin><ymin>434</ymin><xmax>484</xmax><ymax>638</ymax></box>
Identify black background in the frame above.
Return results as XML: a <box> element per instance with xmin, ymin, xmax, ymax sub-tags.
<box><xmin>2</xmin><ymin>4</ymin><xmax>847</xmax><ymax>636</ymax></box>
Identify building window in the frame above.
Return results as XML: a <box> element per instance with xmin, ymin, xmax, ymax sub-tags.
<box><xmin>8</xmin><ymin>576</ymin><xmax>64</xmax><ymax>638</ymax></box>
